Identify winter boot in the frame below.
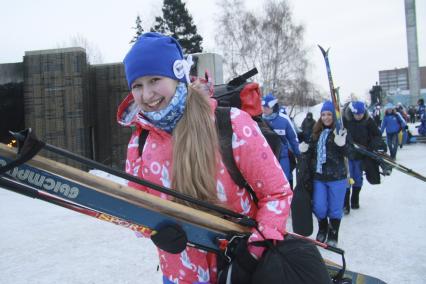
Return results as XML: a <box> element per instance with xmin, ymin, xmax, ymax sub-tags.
<box><xmin>351</xmin><ymin>186</ymin><xmax>361</xmax><ymax>209</ymax></box>
<box><xmin>326</xmin><ymin>219</ymin><xmax>341</xmax><ymax>247</ymax></box>
<box><xmin>343</xmin><ymin>188</ymin><xmax>350</xmax><ymax>214</ymax></box>
<box><xmin>316</xmin><ymin>219</ymin><xmax>328</xmax><ymax>243</ymax></box>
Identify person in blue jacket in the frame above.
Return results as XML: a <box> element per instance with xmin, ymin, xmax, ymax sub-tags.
<box><xmin>343</xmin><ymin>101</ymin><xmax>382</xmax><ymax>213</ymax></box>
<box><xmin>380</xmin><ymin>103</ymin><xmax>406</xmax><ymax>160</ymax></box>
<box><xmin>417</xmin><ymin>98</ymin><xmax>425</xmax><ymax>121</ymax></box>
<box><xmin>299</xmin><ymin>101</ymin><xmax>349</xmax><ymax>247</ymax></box>
<box><xmin>417</xmin><ymin>99</ymin><xmax>426</xmax><ymax>136</ymax></box>
<box><xmin>262</xmin><ymin>93</ymin><xmax>300</xmax><ymax>189</ymax></box>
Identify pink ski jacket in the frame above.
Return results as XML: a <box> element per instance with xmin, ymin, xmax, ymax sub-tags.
<box><xmin>117</xmin><ymin>93</ymin><xmax>292</xmax><ymax>284</ymax></box>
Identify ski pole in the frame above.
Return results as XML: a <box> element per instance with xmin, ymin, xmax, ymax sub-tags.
<box><xmin>287</xmin><ymin>232</ymin><xmax>344</xmax><ymax>254</ymax></box>
<box><xmin>4</xmin><ymin>129</ymin><xmax>257</xmax><ymax>227</ymax></box>
<box><xmin>353</xmin><ymin>142</ymin><xmax>426</xmax><ymax>182</ymax></box>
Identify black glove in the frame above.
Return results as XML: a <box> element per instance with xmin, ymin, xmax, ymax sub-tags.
<box><xmin>151</xmin><ymin>224</ymin><xmax>188</xmax><ymax>254</ymax></box>
<box><xmin>218</xmin><ymin>239</ymin><xmax>258</xmax><ymax>284</ymax></box>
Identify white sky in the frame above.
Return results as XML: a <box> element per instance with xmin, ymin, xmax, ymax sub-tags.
<box><xmin>1</xmin><ymin>0</ymin><xmax>425</xmax><ymax>101</ymax></box>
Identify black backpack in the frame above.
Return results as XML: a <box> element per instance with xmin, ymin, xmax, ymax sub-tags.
<box><xmin>138</xmin><ymin>68</ymin><xmax>282</xmax><ymax>204</ymax></box>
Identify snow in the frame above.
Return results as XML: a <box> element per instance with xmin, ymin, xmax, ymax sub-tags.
<box><xmin>1</xmin><ymin>144</ymin><xmax>426</xmax><ymax>283</ymax></box>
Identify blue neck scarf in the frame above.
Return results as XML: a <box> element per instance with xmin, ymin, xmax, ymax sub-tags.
<box><xmin>316</xmin><ymin>128</ymin><xmax>331</xmax><ymax>174</ymax></box>
<box><xmin>262</xmin><ymin>112</ymin><xmax>278</xmax><ymax>121</ymax></box>
<box><xmin>142</xmin><ymin>82</ymin><xmax>187</xmax><ymax>133</ymax></box>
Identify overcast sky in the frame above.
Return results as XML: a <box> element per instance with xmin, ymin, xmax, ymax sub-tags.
<box><xmin>1</xmin><ymin>0</ymin><xmax>425</xmax><ymax>101</ymax></box>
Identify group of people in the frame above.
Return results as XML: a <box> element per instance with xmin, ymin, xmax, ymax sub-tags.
<box><xmin>117</xmin><ymin>31</ymin><xmax>418</xmax><ymax>283</ymax></box>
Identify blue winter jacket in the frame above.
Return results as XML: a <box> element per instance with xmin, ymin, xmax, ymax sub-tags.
<box><xmin>419</xmin><ymin>104</ymin><xmax>425</xmax><ymax>120</ymax></box>
<box><xmin>265</xmin><ymin>112</ymin><xmax>300</xmax><ymax>158</ymax></box>
<box><xmin>380</xmin><ymin>113</ymin><xmax>406</xmax><ymax>135</ymax></box>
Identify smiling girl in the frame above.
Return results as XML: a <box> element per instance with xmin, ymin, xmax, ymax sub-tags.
<box><xmin>117</xmin><ymin>32</ymin><xmax>292</xmax><ymax>284</ymax></box>
<box><xmin>299</xmin><ymin>101</ymin><xmax>348</xmax><ymax>247</ymax></box>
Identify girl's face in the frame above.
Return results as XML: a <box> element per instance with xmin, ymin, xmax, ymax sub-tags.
<box><xmin>262</xmin><ymin>106</ymin><xmax>273</xmax><ymax>115</ymax></box>
<box><xmin>321</xmin><ymin>111</ymin><xmax>334</xmax><ymax>127</ymax></box>
<box><xmin>353</xmin><ymin>113</ymin><xmax>364</xmax><ymax>121</ymax></box>
<box><xmin>131</xmin><ymin>76</ymin><xmax>178</xmax><ymax>112</ymax></box>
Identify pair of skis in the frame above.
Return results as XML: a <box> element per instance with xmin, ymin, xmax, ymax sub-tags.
<box><xmin>0</xmin><ymin>130</ymin><xmax>388</xmax><ymax>283</ymax></box>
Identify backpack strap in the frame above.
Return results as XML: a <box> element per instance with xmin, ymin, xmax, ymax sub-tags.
<box><xmin>136</xmin><ymin>108</ymin><xmax>259</xmax><ymax>204</ymax></box>
<box><xmin>215</xmin><ymin>106</ymin><xmax>259</xmax><ymax>204</ymax></box>
<box><xmin>138</xmin><ymin>129</ymin><xmax>149</xmax><ymax>157</ymax></box>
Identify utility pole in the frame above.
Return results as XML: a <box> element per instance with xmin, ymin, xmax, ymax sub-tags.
<box><xmin>404</xmin><ymin>0</ymin><xmax>421</xmax><ymax>105</ymax></box>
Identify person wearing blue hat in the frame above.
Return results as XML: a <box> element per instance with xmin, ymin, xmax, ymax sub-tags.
<box><xmin>298</xmin><ymin>100</ymin><xmax>349</xmax><ymax>247</ymax></box>
<box><xmin>117</xmin><ymin>32</ymin><xmax>293</xmax><ymax>284</ymax></box>
<box><xmin>342</xmin><ymin>101</ymin><xmax>383</xmax><ymax>213</ymax></box>
<box><xmin>262</xmin><ymin>93</ymin><xmax>301</xmax><ymax>189</ymax></box>
<box><xmin>418</xmin><ymin>99</ymin><xmax>426</xmax><ymax>135</ymax></box>
<box><xmin>380</xmin><ymin>103</ymin><xmax>406</xmax><ymax>159</ymax></box>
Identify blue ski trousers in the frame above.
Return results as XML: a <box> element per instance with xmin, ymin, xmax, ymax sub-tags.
<box><xmin>348</xmin><ymin>159</ymin><xmax>363</xmax><ymax>188</ymax></box>
<box><xmin>313</xmin><ymin>179</ymin><xmax>347</xmax><ymax>220</ymax></box>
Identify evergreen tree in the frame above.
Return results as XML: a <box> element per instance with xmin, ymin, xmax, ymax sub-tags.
<box><xmin>151</xmin><ymin>0</ymin><xmax>203</xmax><ymax>54</ymax></box>
<box><xmin>130</xmin><ymin>15</ymin><xmax>144</xmax><ymax>44</ymax></box>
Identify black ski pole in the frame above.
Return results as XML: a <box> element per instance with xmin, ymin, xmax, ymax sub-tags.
<box><xmin>5</xmin><ymin>129</ymin><xmax>258</xmax><ymax>227</ymax></box>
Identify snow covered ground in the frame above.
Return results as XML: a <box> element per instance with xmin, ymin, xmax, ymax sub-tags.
<box><xmin>1</xmin><ymin>143</ymin><xmax>425</xmax><ymax>283</ymax></box>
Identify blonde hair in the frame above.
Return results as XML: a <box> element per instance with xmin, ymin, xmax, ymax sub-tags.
<box><xmin>172</xmin><ymin>86</ymin><xmax>220</xmax><ymax>208</ymax></box>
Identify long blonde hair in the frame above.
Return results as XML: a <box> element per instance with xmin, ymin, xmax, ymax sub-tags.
<box><xmin>172</xmin><ymin>85</ymin><xmax>220</xmax><ymax>208</ymax></box>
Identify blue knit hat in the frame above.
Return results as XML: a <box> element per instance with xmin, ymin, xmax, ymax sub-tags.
<box><xmin>123</xmin><ymin>32</ymin><xmax>192</xmax><ymax>89</ymax></box>
<box><xmin>262</xmin><ymin>93</ymin><xmax>278</xmax><ymax>108</ymax></box>
<box><xmin>349</xmin><ymin>101</ymin><xmax>365</xmax><ymax>115</ymax></box>
<box><xmin>321</xmin><ymin>100</ymin><xmax>335</xmax><ymax>113</ymax></box>
<box><xmin>384</xmin><ymin>103</ymin><xmax>394</xmax><ymax>111</ymax></box>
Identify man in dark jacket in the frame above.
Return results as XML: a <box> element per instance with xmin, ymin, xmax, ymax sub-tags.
<box><xmin>301</xmin><ymin>112</ymin><xmax>316</xmax><ymax>142</ymax></box>
<box><xmin>343</xmin><ymin>101</ymin><xmax>383</xmax><ymax>214</ymax></box>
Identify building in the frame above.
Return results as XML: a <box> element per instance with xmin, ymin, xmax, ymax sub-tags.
<box><xmin>378</xmin><ymin>66</ymin><xmax>426</xmax><ymax>106</ymax></box>
<box><xmin>0</xmin><ymin>47</ymin><xmax>130</xmax><ymax>169</ymax></box>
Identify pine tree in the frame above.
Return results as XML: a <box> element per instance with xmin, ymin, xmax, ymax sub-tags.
<box><xmin>130</xmin><ymin>15</ymin><xmax>144</xmax><ymax>44</ymax></box>
<box><xmin>151</xmin><ymin>0</ymin><xmax>203</xmax><ymax>54</ymax></box>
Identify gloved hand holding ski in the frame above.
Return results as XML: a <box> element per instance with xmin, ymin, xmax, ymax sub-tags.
<box><xmin>299</xmin><ymin>142</ymin><xmax>309</xmax><ymax>153</ymax></box>
<box><xmin>333</xmin><ymin>128</ymin><xmax>347</xmax><ymax>147</ymax></box>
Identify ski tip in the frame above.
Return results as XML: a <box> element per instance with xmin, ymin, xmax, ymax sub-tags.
<box><xmin>317</xmin><ymin>45</ymin><xmax>329</xmax><ymax>56</ymax></box>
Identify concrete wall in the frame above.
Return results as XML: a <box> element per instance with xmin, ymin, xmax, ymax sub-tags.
<box><xmin>0</xmin><ymin>63</ymin><xmax>23</xmax><ymax>84</ymax></box>
<box><xmin>90</xmin><ymin>63</ymin><xmax>131</xmax><ymax>169</ymax></box>
<box><xmin>23</xmin><ymin>47</ymin><xmax>92</xmax><ymax>167</ymax></box>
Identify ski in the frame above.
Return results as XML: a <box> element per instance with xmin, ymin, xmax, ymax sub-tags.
<box><xmin>0</xmin><ymin>176</ymin><xmax>157</xmax><ymax>237</ymax></box>
<box><xmin>352</xmin><ymin>142</ymin><xmax>426</xmax><ymax>182</ymax></box>
<box><xmin>325</xmin><ymin>260</ymin><xmax>386</xmax><ymax>284</ymax></box>
<box><xmin>318</xmin><ymin>45</ymin><xmax>343</xmax><ymax>132</ymax></box>
<box><xmin>0</xmin><ymin>143</ymin><xmax>250</xmax><ymax>253</ymax></box>
<box><xmin>0</xmin><ymin>167</ymin><xmax>386</xmax><ymax>284</ymax></box>
<box><xmin>0</xmin><ymin>142</ymin><xmax>389</xmax><ymax>283</ymax></box>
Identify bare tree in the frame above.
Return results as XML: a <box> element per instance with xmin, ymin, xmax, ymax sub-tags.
<box><xmin>216</xmin><ymin>0</ymin><xmax>322</xmax><ymax>108</ymax></box>
<box><xmin>69</xmin><ymin>34</ymin><xmax>104</xmax><ymax>64</ymax></box>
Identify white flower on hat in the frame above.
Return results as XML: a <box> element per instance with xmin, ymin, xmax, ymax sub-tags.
<box><xmin>349</xmin><ymin>102</ymin><xmax>357</xmax><ymax>114</ymax></box>
<box><xmin>173</xmin><ymin>55</ymin><xmax>193</xmax><ymax>83</ymax></box>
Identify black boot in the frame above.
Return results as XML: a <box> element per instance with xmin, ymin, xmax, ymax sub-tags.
<box><xmin>343</xmin><ymin>188</ymin><xmax>350</xmax><ymax>214</ymax></box>
<box><xmin>351</xmin><ymin>186</ymin><xmax>361</xmax><ymax>209</ymax></box>
<box><xmin>326</xmin><ymin>219</ymin><xmax>341</xmax><ymax>247</ymax></box>
<box><xmin>316</xmin><ymin>219</ymin><xmax>328</xmax><ymax>243</ymax></box>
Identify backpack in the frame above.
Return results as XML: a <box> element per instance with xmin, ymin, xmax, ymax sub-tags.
<box><xmin>213</xmin><ymin>68</ymin><xmax>281</xmax><ymax>203</ymax></box>
<box><xmin>138</xmin><ymin>68</ymin><xmax>282</xmax><ymax>204</ymax></box>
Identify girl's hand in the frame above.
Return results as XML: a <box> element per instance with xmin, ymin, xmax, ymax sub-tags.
<box><xmin>333</xmin><ymin>128</ymin><xmax>347</xmax><ymax>147</ymax></box>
